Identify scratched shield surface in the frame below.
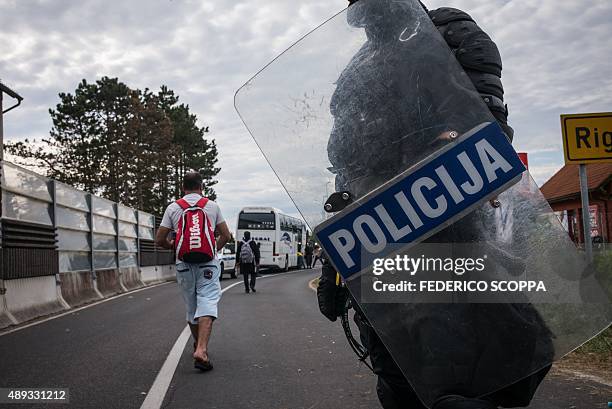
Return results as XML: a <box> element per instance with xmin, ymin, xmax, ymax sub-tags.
<box><xmin>235</xmin><ymin>0</ymin><xmax>611</xmax><ymax>406</ymax></box>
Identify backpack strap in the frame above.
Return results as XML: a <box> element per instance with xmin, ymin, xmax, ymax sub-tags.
<box><xmin>176</xmin><ymin>197</ymin><xmax>209</xmax><ymax>210</ymax></box>
<box><xmin>176</xmin><ymin>198</ymin><xmax>190</xmax><ymax>210</ymax></box>
<box><xmin>196</xmin><ymin>197</ymin><xmax>209</xmax><ymax>209</ymax></box>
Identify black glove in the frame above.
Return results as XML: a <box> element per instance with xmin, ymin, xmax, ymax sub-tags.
<box><xmin>317</xmin><ymin>261</ymin><xmax>349</xmax><ymax>322</ymax></box>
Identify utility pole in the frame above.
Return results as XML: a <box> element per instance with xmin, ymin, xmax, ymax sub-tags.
<box><xmin>0</xmin><ymin>82</ymin><xmax>24</xmax><ymax>160</ymax></box>
<box><xmin>0</xmin><ymin>82</ymin><xmax>24</xmax><ymax>241</ymax></box>
<box><xmin>0</xmin><ymin>90</ymin><xmax>3</xmax><ymax>161</ymax></box>
<box><xmin>0</xmin><ymin>83</ymin><xmax>23</xmax><ymax>322</ymax></box>
<box><xmin>578</xmin><ymin>165</ymin><xmax>593</xmax><ymax>263</ymax></box>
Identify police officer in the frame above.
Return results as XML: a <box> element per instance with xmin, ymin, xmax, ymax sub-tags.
<box><xmin>318</xmin><ymin>1</ymin><xmax>551</xmax><ymax>408</ymax></box>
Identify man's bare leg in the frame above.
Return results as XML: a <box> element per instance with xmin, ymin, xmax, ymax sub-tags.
<box><xmin>194</xmin><ymin>316</ymin><xmax>213</xmax><ymax>362</ymax></box>
<box><xmin>188</xmin><ymin>322</ymin><xmax>199</xmax><ymax>349</ymax></box>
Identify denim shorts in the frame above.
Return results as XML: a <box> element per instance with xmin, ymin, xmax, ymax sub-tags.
<box><xmin>175</xmin><ymin>260</ymin><xmax>221</xmax><ymax>324</ymax></box>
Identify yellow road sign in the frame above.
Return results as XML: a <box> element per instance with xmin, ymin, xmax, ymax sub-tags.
<box><xmin>561</xmin><ymin>112</ymin><xmax>612</xmax><ymax>164</ymax></box>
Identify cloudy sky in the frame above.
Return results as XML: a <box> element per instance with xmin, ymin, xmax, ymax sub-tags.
<box><xmin>1</xmin><ymin>0</ymin><xmax>611</xmax><ymax>231</ymax></box>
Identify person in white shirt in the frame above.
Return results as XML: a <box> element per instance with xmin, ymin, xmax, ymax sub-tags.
<box><xmin>156</xmin><ymin>172</ymin><xmax>231</xmax><ymax>371</ymax></box>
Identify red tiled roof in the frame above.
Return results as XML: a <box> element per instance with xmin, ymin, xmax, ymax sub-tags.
<box><xmin>540</xmin><ymin>163</ymin><xmax>612</xmax><ymax>202</ymax></box>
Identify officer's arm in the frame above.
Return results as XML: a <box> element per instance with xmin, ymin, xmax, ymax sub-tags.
<box><xmin>429</xmin><ymin>7</ymin><xmax>514</xmax><ymax>142</ymax></box>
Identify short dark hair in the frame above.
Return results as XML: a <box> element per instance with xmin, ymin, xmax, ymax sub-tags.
<box><xmin>183</xmin><ymin>172</ymin><xmax>203</xmax><ymax>191</ymax></box>
<box><xmin>243</xmin><ymin>231</ymin><xmax>251</xmax><ymax>240</ymax></box>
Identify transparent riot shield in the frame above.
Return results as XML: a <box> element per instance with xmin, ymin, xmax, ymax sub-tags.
<box><xmin>235</xmin><ymin>0</ymin><xmax>611</xmax><ymax>406</ymax></box>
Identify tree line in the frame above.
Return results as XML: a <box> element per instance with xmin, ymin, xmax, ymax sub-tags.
<box><xmin>5</xmin><ymin>77</ymin><xmax>220</xmax><ymax>216</ymax></box>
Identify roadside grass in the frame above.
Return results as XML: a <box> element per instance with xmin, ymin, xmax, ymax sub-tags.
<box><xmin>558</xmin><ymin>326</ymin><xmax>611</xmax><ymax>383</ymax></box>
<box><xmin>559</xmin><ymin>248</ymin><xmax>611</xmax><ymax>380</ymax></box>
<box><xmin>573</xmin><ymin>326</ymin><xmax>612</xmax><ymax>356</ymax></box>
<box><xmin>570</xmin><ymin>324</ymin><xmax>612</xmax><ymax>362</ymax></box>
<box><xmin>561</xmin><ymin>249</ymin><xmax>610</xmax><ymax>380</ymax></box>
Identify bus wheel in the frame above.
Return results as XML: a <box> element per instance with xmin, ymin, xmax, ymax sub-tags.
<box><xmin>284</xmin><ymin>256</ymin><xmax>289</xmax><ymax>272</ymax></box>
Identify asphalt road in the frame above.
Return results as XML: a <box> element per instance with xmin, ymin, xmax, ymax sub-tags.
<box><xmin>161</xmin><ymin>271</ymin><xmax>378</xmax><ymax>409</ymax></box>
<box><xmin>0</xmin><ymin>269</ymin><xmax>610</xmax><ymax>409</ymax></box>
<box><xmin>0</xmin><ymin>282</ymin><xmax>187</xmax><ymax>409</ymax></box>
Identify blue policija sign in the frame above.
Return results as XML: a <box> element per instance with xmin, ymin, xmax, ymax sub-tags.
<box><xmin>314</xmin><ymin>122</ymin><xmax>527</xmax><ymax>280</ymax></box>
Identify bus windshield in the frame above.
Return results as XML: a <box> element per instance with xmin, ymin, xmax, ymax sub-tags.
<box><xmin>238</xmin><ymin>212</ymin><xmax>276</xmax><ymax>230</ymax></box>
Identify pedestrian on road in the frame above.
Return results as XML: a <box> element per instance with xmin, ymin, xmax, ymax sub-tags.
<box><xmin>156</xmin><ymin>172</ymin><xmax>231</xmax><ymax>372</ymax></box>
<box><xmin>305</xmin><ymin>242</ymin><xmax>314</xmax><ymax>268</ymax></box>
<box><xmin>236</xmin><ymin>231</ymin><xmax>260</xmax><ymax>293</ymax></box>
<box><xmin>312</xmin><ymin>244</ymin><xmax>323</xmax><ymax>268</ymax></box>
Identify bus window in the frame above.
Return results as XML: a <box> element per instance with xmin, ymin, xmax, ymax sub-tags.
<box><xmin>238</xmin><ymin>212</ymin><xmax>276</xmax><ymax>230</ymax></box>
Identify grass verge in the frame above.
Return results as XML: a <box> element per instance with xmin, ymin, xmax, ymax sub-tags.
<box><xmin>558</xmin><ymin>326</ymin><xmax>612</xmax><ymax>384</ymax></box>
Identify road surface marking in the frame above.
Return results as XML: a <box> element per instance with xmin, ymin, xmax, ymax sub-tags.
<box><xmin>140</xmin><ymin>271</ymin><xmax>304</xmax><ymax>409</ymax></box>
<box><xmin>140</xmin><ymin>325</ymin><xmax>191</xmax><ymax>409</ymax></box>
<box><xmin>0</xmin><ymin>282</ymin><xmax>172</xmax><ymax>337</ymax></box>
<box><xmin>140</xmin><ymin>279</ymin><xmax>244</xmax><ymax>409</ymax></box>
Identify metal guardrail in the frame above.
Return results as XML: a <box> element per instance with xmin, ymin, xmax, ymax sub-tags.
<box><xmin>0</xmin><ymin>161</ymin><xmax>173</xmax><ymax>280</ymax></box>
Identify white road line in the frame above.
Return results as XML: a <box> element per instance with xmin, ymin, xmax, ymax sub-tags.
<box><xmin>0</xmin><ymin>281</ymin><xmax>172</xmax><ymax>337</ymax></box>
<box><xmin>140</xmin><ymin>280</ymin><xmax>244</xmax><ymax>409</ymax></box>
<box><xmin>140</xmin><ymin>270</ymin><xmax>305</xmax><ymax>409</ymax></box>
<box><xmin>139</xmin><ymin>325</ymin><xmax>191</xmax><ymax>409</ymax></box>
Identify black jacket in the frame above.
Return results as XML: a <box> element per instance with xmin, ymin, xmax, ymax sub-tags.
<box><xmin>321</xmin><ymin>4</ymin><xmax>551</xmax><ymax>407</ymax></box>
<box><xmin>236</xmin><ymin>239</ymin><xmax>260</xmax><ymax>265</ymax></box>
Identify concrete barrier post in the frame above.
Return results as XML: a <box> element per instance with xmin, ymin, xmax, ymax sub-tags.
<box><xmin>4</xmin><ymin>276</ymin><xmax>66</xmax><ymax>324</ymax></box>
<box><xmin>50</xmin><ymin>181</ymin><xmax>70</xmax><ymax>310</ymax></box>
<box><xmin>0</xmin><ymin>161</ymin><xmax>17</xmax><ymax>327</ymax></box>
<box><xmin>115</xmin><ymin>203</ymin><xmax>128</xmax><ymax>293</ymax></box>
<box><xmin>0</xmin><ymin>283</ymin><xmax>18</xmax><ymax>328</ymax></box>
<box><xmin>136</xmin><ymin>210</ymin><xmax>141</xmax><ymax>284</ymax></box>
<box><xmin>87</xmin><ymin>193</ymin><xmax>98</xmax><ymax>295</ymax></box>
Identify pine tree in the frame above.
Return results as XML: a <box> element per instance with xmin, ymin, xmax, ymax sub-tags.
<box><xmin>4</xmin><ymin>78</ymin><xmax>220</xmax><ymax>216</ymax></box>
<box><xmin>156</xmin><ymin>86</ymin><xmax>220</xmax><ymax>201</ymax></box>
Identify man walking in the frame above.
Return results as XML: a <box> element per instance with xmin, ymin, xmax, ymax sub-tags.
<box><xmin>297</xmin><ymin>250</ymin><xmax>305</xmax><ymax>269</ymax></box>
<box><xmin>156</xmin><ymin>172</ymin><xmax>231</xmax><ymax>371</ymax></box>
<box><xmin>304</xmin><ymin>242</ymin><xmax>314</xmax><ymax>268</ymax></box>
<box><xmin>236</xmin><ymin>231</ymin><xmax>260</xmax><ymax>293</ymax></box>
<box><xmin>312</xmin><ymin>244</ymin><xmax>324</xmax><ymax>268</ymax></box>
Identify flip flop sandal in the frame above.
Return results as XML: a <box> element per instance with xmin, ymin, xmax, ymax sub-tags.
<box><xmin>194</xmin><ymin>358</ymin><xmax>213</xmax><ymax>372</ymax></box>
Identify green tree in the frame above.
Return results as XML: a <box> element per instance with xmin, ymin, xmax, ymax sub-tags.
<box><xmin>5</xmin><ymin>77</ymin><xmax>220</xmax><ymax>216</ymax></box>
<box><xmin>156</xmin><ymin>86</ymin><xmax>220</xmax><ymax>200</ymax></box>
<box><xmin>62</xmin><ymin>77</ymin><xmax>133</xmax><ymax>200</ymax></box>
<box><xmin>6</xmin><ymin>77</ymin><xmax>132</xmax><ymax>194</ymax></box>
<box><xmin>123</xmin><ymin>89</ymin><xmax>178</xmax><ymax>214</ymax></box>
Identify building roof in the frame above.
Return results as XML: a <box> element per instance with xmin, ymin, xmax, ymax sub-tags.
<box><xmin>541</xmin><ymin>163</ymin><xmax>612</xmax><ymax>203</ymax></box>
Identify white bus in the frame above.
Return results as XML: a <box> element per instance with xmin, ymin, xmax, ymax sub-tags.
<box><xmin>236</xmin><ymin>207</ymin><xmax>308</xmax><ymax>271</ymax></box>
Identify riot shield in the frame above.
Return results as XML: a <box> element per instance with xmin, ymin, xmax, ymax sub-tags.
<box><xmin>235</xmin><ymin>0</ymin><xmax>611</xmax><ymax>406</ymax></box>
